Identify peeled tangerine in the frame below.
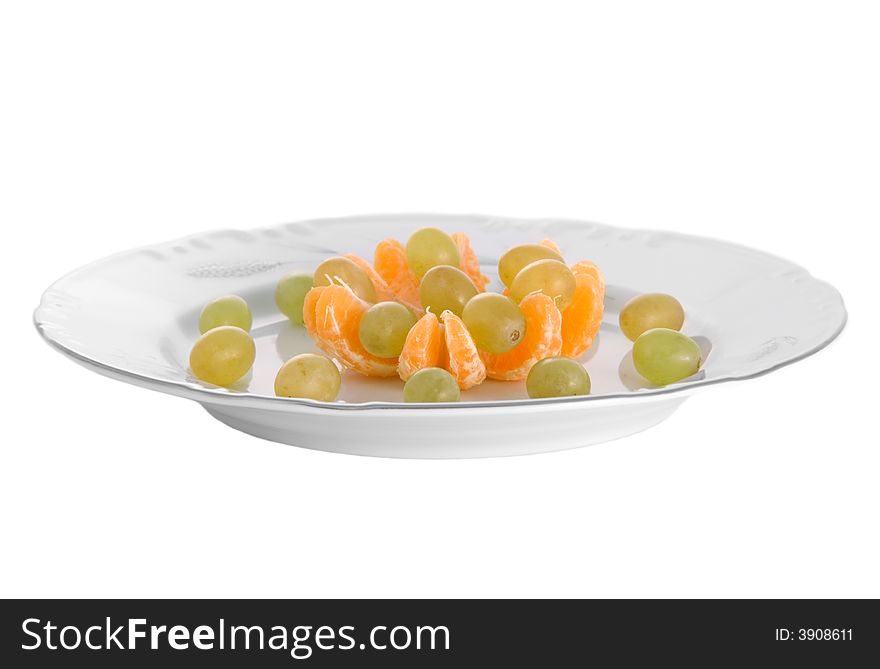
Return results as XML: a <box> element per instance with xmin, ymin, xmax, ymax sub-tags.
<box><xmin>539</xmin><ymin>238</ymin><xmax>563</xmax><ymax>256</ymax></box>
<box><xmin>440</xmin><ymin>310</ymin><xmax>486</xmax><ymax>390</ymax></box>
<box><xmin>303</xmin><ymin>284</ymin><xmax>398</xmax><ymax>377</ymax></box>
<box><xmin>374</xmin><ymin>239</ymin><xmax>422</xmax><ymax>309</ymax></box>
<box><xmin>398</xmin><ymin>311</ymin><xmax>445</xmax><ymax>382</ymax></box>
<box><xmin>481</xmin><ymin>293</ymin><xmax>563</xmax><ymax>381</ymax></box>
<box><xmin>344</xmin><ymin>253</ymin><xmax>421</xmax><ymax>313</ymax></box>
<box><xmin>561</xmin><ymin>260</ymin><xmax>605</xmax><ymax>358</ymax></box>
<box><xmin>398</xmin><ymin>310</ymin><xmax>485</xmax><ymax>390</ymax></box>
<box><xmin>302</xmin><ymin>285</ymin><xmax>325</xmax><ymax>341</ymax></box>
<box><xmin>375</xmin><ymin>233</ymin><xmax>485</xmax><ymax>311</ymax></box>
<box><xmin>452</xmin><ymin>232</ymin><xmax>488</xmax><ymax>291</ymax></box>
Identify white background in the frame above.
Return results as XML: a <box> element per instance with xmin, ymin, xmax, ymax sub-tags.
<box><xmin>1</xmin><ymin>1</ymin><xmax>877</xmax><ymax>598</ymax></box>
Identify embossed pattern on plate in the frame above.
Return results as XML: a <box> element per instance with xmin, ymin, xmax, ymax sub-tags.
<box><xmin>33</xmin><ymin>214</ymin><xmax>846</xmax><ymax>457</ymax></box>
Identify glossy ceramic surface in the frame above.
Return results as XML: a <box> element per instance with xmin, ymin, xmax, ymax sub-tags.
<box><xmin>35</xmin><ymin>214</ymin><xmax>846</xmax><ymax>457</ymax></box>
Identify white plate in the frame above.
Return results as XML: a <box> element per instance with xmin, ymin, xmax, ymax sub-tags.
<box><xmin>35</xmin><ymin>214</ymin><xmax>846</xmax><ymax>458</ymax></box>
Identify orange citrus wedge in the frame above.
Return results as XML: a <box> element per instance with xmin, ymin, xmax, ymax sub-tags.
<box><xmin>374</xmin><ymin>239</ymin><xmax>421</xmax><ymax>308</ymax></box>
<box><xmin>437</xmin><ymin>324</ymin><xmax>450</xmax><ymax>371</ymax></box>
<box><xmin>398</xmin><ymin>311</ymin><xmax>447</xmax><ymax>382</ymax></box>
<box><xmin>302</xmin><ymin>285</ymin><xmax>325</xmax><ymax>341</ymax></box>
<box><xmin>561</xmin><ymin>260</ymin><xmax>605</xmax><ymax>358</ymax></box>
<box><xmin>344</xmin><ymin>252</ymin><xmax>422</xmax><ymax>313</ymax></box>
<box><xmin>343</xmin><ymin>254</ymin><xmax>395</xmax><ymax>302</ymax></box>
<box><xmin>440</xmin><ymin>310</ymin><xmax>487</xmax><ymax>390</ymax></box>
<box><xmin>570</xmin><ymin>259</ymin><xmax>605</xmax><ymax>291</ymax></box>
<box><xmin>539</xmin><ymin>238</ymin><xmax>563</xmax><ymax>256</ymax></box>
<box><xmin>481</xmin><ymin>292</ymin><xmax>563</xmax><ymax>381</ymax></box>
<box><xmin>312</xmin><ymin>284</ymin><xmax>398</xmax><ymax>377</ymax></box>
<box><xmin>452</xmin><ymin>231</ymin><xmax>488</xmax><ymax>291</ymax></box>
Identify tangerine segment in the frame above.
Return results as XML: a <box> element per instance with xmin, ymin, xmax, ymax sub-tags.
<box><xmin>440</xmin><ymin>310</ymin><xmax>487</xmax><ymax>390</ymax></box>
<box><xmin>302</xmin><ymin>286</ymin><xmax>326</xmax><ymax>341</ymax></box>
<box><xmin>436</xmin><ymin>323</ymin><xmax>450</xmax><ymax>371</ymax></box>
<box><xmin>571</xmin><ymin>259</ymin><xmax>605</xmax><ymax>291</ymax></box>
<box><xmin>561</xmin><ymin>261</ymin><xmax>605</xmax><ymax>358</ymax></box>
<box><xmin>343</xmin><ymin>254</ymin><xmax>395</xmax><ymax>302</ymax></box>
<box><xmin>314</xmin><ymin>284</ymin><xmax>398</xmax><ymax>377</ymax></box>
<box><xmin>398</xmin><ymin>311</ymin><xmax>446</xmax><ymax>382</ymax></box>
<box><xmin>539</xmin><ymin>238</ymin><xmax>563</xmax><ymax>256</ymax></box>
<box><xmin>481</xmin><ymin>293</ymin><xmax>562</xmax><ymax>381</ymax></box>
<box><xmin>452</xmin><ymin>232</ymin><xmax>488</xmax><ymax>291</ymax></box>
<box><xmin>374</xmin><ymin>239</ymin><xmax>421</xmax><ymax>308</ymax></box>
<box><xmin>345</xmin><ymin>253</ymin><xmax>423</xmax><ymax>313</ymax></box>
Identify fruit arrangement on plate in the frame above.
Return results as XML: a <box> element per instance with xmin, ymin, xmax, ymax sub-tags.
<box><xmin>189</xmin><ymin>227</ymin><xmax>702</xmax><ymax>402</ymax></box>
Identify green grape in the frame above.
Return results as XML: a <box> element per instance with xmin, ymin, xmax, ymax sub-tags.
<box><xmin>198</xmin><ymin>294</ymin><xmax>252</xmax><ymax>334</ymax></box>
<box><xmin>275</xmin><ymin>271</ymin><xmax>314</xmax><ymax>325</ymax></box>
<box><xmin>508</xmin><ymin>259</ymin><xmax>577</xmax><ymax>310</ymax></box>
<box><xmin>403</xmin><ymin>367</ymin><xmax>461</xmax><ymax>403</ymax></box>
<box><xmin>632</xmin><ymin>328</ymin><xmax>701</xmax><ymax>386</ymax></box>
<box><xmin>274</xmin><ymin>353</ymin><xmax>341</xmax><ymax>401</ymax></box>
<box><xmin>405</xmin><ymin>227</ymin><xmax>460</xmax><ymax>279</ymax></box>
<box><xmin>498</xmin><ymin>243</ymin><xmax>564</xmax><ymax>287</ymax></box>
<box><xmin>358</xmin><ymin>301</ymin><xmax>417</xmax><ymax>358</ymax></box>
<box><xmin>526</xmin><ymin>357</ymin><xmax>591</xmax><ymax>398</ymax></box>
<box><xmin>189</xmin><ymin>325</ymin><xmax>256</xmax><ymax>387</ymax></box>
<box><xmin>461</xmin><ymin>292</ymin><xmax>526</xmax><ymax>354</ymax></box>
<box><xmin>419</xmin><ymin>265</ymin><xmax>478</xmax><ymax>317</ymax></box>
<box><xmin>314</xmin><ymin>256</ymin><xmax>377</xmax><ymax>302</ymax></box>
<box><xmin>619</xmin><ymin>293</ymin><xmax>685</xmax><ymax>341</ymax></box>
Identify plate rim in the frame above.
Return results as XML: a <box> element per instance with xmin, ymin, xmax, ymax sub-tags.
<box><xmin>34</xmin><ymin>212</ymin><xmax>848</xmax><ymax>412</ymax></box>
